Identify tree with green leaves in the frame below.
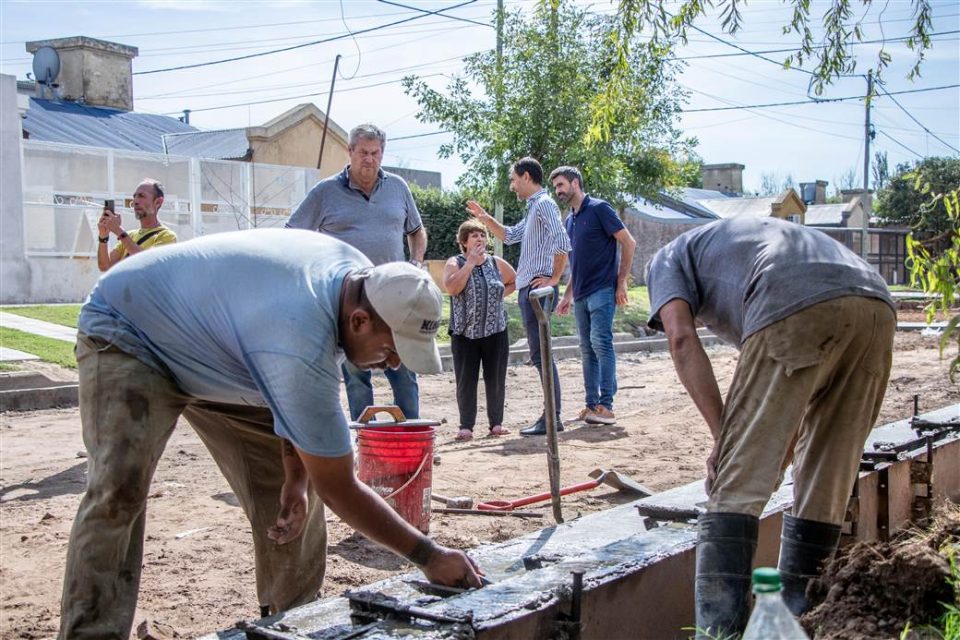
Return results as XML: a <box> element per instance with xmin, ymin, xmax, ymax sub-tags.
<box><xmin>591</xmin><ymin>0</ymin><xmax>935</xmax><ymax>143</ymax></box>
<box><xmin>876</xmin><ymin>157</ymin><xmax>960</xmax><ymax>238</ymax></box>
<box><xmin>402</xmin><ymin>1</ymin><xmax>696</xmax><ymax>207</ymax></box>
<box><xmin>905</xmin><ymin>174</ymin><xmax>960</xmax><ymax>380</ymax></box>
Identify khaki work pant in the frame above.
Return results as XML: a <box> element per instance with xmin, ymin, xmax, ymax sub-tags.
<box><xmin>708</xmin><ymin>296</ymin><xmax>896</xmax><ymax>525</ymax></box>
<box><xmin>59</xmin><ymin>334</ymin><xmax>327</xmax><ymax>640</ymax></box>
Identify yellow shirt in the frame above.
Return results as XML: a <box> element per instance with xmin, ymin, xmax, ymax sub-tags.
<box><xmin>116</xmin><ymin>226</ymin><xmax>178</xmax><ymax>260</ymax></box>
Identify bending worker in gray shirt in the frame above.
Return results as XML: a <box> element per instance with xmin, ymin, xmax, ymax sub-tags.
<box><xmin>646</xmin><ymin>217</ymin><xmax>895</xmax><ymax>639</ymax></box>
<box><xmin>287</xmin><ymin>123</ymin><xmax>427</xmax><ymax>420</ymax></box>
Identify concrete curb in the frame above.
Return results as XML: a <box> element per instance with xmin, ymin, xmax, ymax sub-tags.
<box><xmin>0</xmin><ymin>384</ymin><xmax>79</xmax><ymax>412</ymax></box>
<box><xmin>437</xmin><ymin>331</ymin><xmax>723</xmax><ymax>373</ymax></box>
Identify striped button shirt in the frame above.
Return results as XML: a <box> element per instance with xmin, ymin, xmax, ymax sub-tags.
<box><xmin>504</xmin><ymin>188</ymin><xmax>572</xmax><ymax>289</ymax></box>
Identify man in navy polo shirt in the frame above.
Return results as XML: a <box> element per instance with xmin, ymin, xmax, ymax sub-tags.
<box><xmin>552</xmin><ymin>166</ymin><xmax>636</xmax><ymax>426</ymax></box>
<box><xmin>287</xmin><ymin>123</ymin><xmax>427</xmax><ymax>420</ymax></box>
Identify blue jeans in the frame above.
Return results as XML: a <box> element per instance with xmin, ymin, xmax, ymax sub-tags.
<box><xmin>518</xmin><ymin>285</ymin><xmax>562</xmax><ymax>417</ymax></box>
<box><xmin>574</xmin><ymin>286</ymin><xmax>617</xmax><ymax>410</ymax></box>
<box><xmin>341</xmin><ymin>360</ymin><xmax>420</xmax><ymax>421</ymax></box>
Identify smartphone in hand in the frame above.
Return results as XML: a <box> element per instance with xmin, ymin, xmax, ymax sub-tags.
<box><xmin>104</xmin><ymin>199</ymin><xmax>115</xmax><ymax>213</ymax></box>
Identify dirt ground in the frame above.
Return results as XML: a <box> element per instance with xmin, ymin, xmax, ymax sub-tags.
<box><xmin>1</xmin><ymin>328</ymin><xmax>958</xmax><ymax>639</ymax></box>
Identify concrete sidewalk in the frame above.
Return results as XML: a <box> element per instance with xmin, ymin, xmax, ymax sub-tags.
<box><xmin>0</xmin><ymin>311</ymin><xmax>77</xmax><ymax>343</ymax></box>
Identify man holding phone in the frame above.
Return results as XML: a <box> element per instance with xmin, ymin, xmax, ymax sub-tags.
<box><xmin>97</xmin><ymin>178</ymin><xmax>177</xmax><ymax>272</ymax></box>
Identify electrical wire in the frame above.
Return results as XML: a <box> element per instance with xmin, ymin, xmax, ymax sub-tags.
<box><xmin>133</xmin><ymin>0</ymin><xmax>479</xmax><ymax>76</ymax></box>
<box><xmin>877</xmin><ymin>130</ymin><xmax>925</xmax><ymax>158</ymax></box>
<box><xmin>877</xmin><ymin>85</ymin><xmax>960</xmax><ymax>154</ymax></box>
<box><xmin>377</xmin><ymin>0</ymin><xmax>493</xmax><ymax>28</ymax></box>
<box><xmin>682</xmin><ymin>83</ymin><xmax>959</xmax><ymax>112</ymax></box>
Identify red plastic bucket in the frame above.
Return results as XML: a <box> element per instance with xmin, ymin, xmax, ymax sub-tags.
<box><xmin>357</xmin><ymin>425</ymin><xmax>435</xmax><ymax>533</ymax></box>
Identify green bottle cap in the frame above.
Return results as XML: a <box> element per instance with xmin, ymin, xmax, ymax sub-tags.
<box><xmin>752</xmin><ymin>567</ymin><xmax>782</xmax><ymax>593</ymax></box>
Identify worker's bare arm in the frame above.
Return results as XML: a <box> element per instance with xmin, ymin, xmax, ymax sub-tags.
<box><xmin>296</xmin><ymin>448</ymin><xmax>484</xmax><ymax>587</ymax></box>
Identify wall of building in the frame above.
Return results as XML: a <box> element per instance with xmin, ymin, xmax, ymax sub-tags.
<box><xmin>250</xmin><ymin>118</ymin><xmax>349</xmax><ymax>177</ymax></box>
<box><xmin>0</xmin><ymin>74</ymin><xmax>32</xmax><ymax>302</ymax></box>
<box><xmin>622</xmin><ymin>210</ymin><xmax>710</xmax><ymax>285</ymax></box>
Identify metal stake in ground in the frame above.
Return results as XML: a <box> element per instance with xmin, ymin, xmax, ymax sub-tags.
<box><xmin>529</xmin><ymin>286</ymin><xmax>563</xmax><ymax>524</ymax></box>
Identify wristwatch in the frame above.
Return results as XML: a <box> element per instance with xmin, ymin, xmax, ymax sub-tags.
<box><xmin>98</xmin><ymin>236</ymin><xmax>109</xmax><ymax>244</ymax></box>
<box><xmin>118</xmin><ymin>231</ymin><xmax>129</xmax><ymax>240</ymax></box>
<box><xmin>409</xmin><ymin>259</ymin><xmax>423</xmax><ymax>268</ymax></box>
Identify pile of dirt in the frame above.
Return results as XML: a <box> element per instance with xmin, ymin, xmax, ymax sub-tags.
<box><xmin>802</xmin><ymin>504</ymin><xmax>960</xmax><ymax>639</ymax></box>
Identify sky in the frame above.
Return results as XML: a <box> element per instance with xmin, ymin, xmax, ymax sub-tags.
<box><xmin>1</xmin><ymin>0</ymin><xmax>957</xmax><ymax>194</ymax></box>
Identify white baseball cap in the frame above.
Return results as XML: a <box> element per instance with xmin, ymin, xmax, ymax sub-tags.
<box><xmin>365</xmin><ymin>262</ymin><xmax>443</xmax><ymax>375</ymax></box>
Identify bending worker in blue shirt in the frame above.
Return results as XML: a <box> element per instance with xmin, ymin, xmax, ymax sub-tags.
<box><xmin>59</xmin><ymin>229</ymin><xmax>481</xmax><ymax>640</ymax></box>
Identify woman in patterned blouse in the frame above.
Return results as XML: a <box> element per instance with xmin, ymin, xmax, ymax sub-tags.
<box><xmin>443</xmin><ymin>220</ymin><xmax>517</xmax><ymax>441</ymax></box>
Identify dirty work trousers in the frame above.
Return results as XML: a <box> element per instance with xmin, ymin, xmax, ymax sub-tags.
<box><xmin>708</xmin><ymin>296</ymin><xmax>896</xmax><ymax>525</ymax></box>
<box><xmin>59</xmin><ymin>334</ymin><xmax>327</xmax><ymax>640</ymax></box>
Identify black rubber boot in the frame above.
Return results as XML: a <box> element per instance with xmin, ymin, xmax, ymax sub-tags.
<box><xmin>694</xmin><ymin>512</ymin><xmax>759</xmax><ymax>640</ymax></box>
<box><xmin>777</xmin><ymin>514</ymin><xmax>842</xmax><ymax>616</ymax></box>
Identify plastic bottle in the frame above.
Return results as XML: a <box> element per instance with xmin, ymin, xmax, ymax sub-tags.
<box><xmin>741</xmin><ymin>567</ymin><xmax>810</xmax><ymax>640</ymax></box>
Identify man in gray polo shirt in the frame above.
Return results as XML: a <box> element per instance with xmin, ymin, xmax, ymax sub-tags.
<box><xmin>287</xmin><ymin>123</ymin><xmax>427</xmax><ymax>420</ymax></box>
<box><xmin>646</xmin><ymin>217</ymin><xmax>895</xmax><ymax>639</ymax></box>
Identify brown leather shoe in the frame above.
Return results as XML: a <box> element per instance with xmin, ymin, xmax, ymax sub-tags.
<box><xmin>585</xmin><ymin>406</ymin><xmax>616</xmax><ymax>425</ymax></box>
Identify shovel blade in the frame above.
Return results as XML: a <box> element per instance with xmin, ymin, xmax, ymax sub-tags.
<box><xmin>588</xmin><ymin>468</ymin><xmax>654</xmax><ymax>497</ymax></box>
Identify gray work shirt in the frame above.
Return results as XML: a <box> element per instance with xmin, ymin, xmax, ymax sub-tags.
<box><xmin>286</xmin><ymin>166</ymin><xmax>423</xmax><ymax>266</ymax></box>
<box><xmin>646</xmin><ymin>217</ymin><xmax>894</xmax><ymax>347</ymax></box>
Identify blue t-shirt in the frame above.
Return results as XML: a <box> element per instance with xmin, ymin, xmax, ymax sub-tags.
<box><xmin>78</xmin><ymin>228</ymin><xmax>371</xmax><ymax>457</ymax></box>
<box><xmin>564</xmin><ymin>195</ymin><xmax>625</xmax><ymax>300</ymax></box>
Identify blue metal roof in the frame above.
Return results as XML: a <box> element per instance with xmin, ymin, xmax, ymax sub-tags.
<box><xmin>22</xmin><ymin>98</ymin><xmax>197</xmax><ymax>153</ymax></box>
<box><xmin>162</xmin><ymin>129</ymin><xmax>251</xmax><ymax>160</ymax></box>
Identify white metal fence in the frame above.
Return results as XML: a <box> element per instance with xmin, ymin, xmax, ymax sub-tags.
<box><xmin>21</xmin><ymin>140</ymin><xmax>322</xmax><ymax>257</ymax></box>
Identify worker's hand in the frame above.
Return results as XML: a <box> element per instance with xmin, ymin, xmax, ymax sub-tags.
<box><xmin>422</xmin><ymin>545</ymin><xmax>485</xmax><ymax>589</ymax></box>
<box><xmin>268</xmin><ymin>480</ymin><xmax>308</xmax><ymax>545</ymax></box>
<box><xmin>616</xmin><ymin>279</ymin><xmax>629</xmax><ymax>307</ymax></box>
<box><xmin>103</xmin><ymin>211</ymin><xmax>123</xmax><ymax>235</ymax></box>
<box><xmin>465</xmin><ymin>200</ymin><xmax>489</xmax><ymax>220</ymax></box>
<box><xmin>556</xmin><ymin>296</ymin><xmax>572</xmax><ymax>316</ymax></box>
<box><xmin>465</xmin><ymin>243</ymin><xmax>486</xmax><ymax>267</ymax></box>
<box><xmin>704</xmin><ymin>443</ymin><xmax>720</xmax><ymax>494</ymax></box>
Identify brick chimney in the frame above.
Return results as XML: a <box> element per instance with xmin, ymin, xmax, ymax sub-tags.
<box><xmin>799</xmin><ymin>180</ymin><xmax>828</xmax><ymax>205</ymax></box>
<box><xmin>701</xmin><ymin>163</ymin><xmax>745</xmax><ymax>196</ymax></box>
<box><xmin>26</xmin><ymin>36</ymin><xmax>138</xmax><ymax>111</ymax></box>
<box><xmin>841</xmin><ymin>188</ymin><xmax>873</xmax><ymax>213</ymax></box>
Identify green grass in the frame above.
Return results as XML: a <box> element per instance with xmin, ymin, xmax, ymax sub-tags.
<box><xmin>437</xmin><ymin>285</ymin><xmax>650</xmax><ymax>344</ymax></box>
<box><xmin>3</xmin><ymin>304</ymin><xmax>82</xmax><ymax>328</ymax></box>
<box><xmin>0</xmin><ymin>362</ymin><xmax>21</xmax><ymax>371</ymax></box>
<box><xmin>0</xmin><ymin>327</ymin><xmax>76</xmax><ymax>369</ymax></box>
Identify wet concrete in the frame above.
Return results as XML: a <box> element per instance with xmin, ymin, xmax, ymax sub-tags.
<box><xmin>205</xmin><ymin>404</ymin><xmax>960</xmax><ymax>640</ymax></box>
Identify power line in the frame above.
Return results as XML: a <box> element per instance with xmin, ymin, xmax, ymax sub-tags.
<box><xmin>878</xmin><ymin>130</ymin><xmax>925</xmax><ymax>158</ymax></box>
<box><xmin>682</xmin><ymin>83</ymin><xmax>960</xmax><ymax>112</ymax></box>
<box><xmin>675</xmin><ymin>30</ymin><xmax>959</xmax><ymax>61</ymax></box>
<box><xmin>377</xmin><ymin>0</ymin><xmax>492</xmax><ymax>28</ymax></box>
<box><xmin>161</xmin><ymin>73</ymin><xmax>448</xmax><ymax>115</ymax></box>
<box><xmin>877</xmin><ymin>84</ymin><xmax>960</xmax><ymax>154</ymax></box>
<box><xmin>133</xmin><ymin>0</ymin><xmax>480</xmax><ymax>76</ymax></box>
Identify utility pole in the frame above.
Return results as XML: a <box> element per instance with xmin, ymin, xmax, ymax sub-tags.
<box><xmin>494</xmin><ymin>0</ymin><xmax>505</xmax><ymax>258</ymax></box>
<box><xmin>317</xmin><ymin>54</ymin><xmax>342</xmax><ymax>172</ymax></box>
<box><xmin>861</xmin><ymin>70</ymin><xmax>874</xmax><ymax>261</ymax></box>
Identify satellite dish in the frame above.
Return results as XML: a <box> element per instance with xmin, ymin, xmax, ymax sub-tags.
<box><xmin>32</xmin><ymin>46</ymin><xmax>60</xmax><ymax>85</ymax></box>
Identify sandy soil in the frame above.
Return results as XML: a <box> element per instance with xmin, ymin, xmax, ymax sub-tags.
<box><xmin>1</xmin><ymin>330</ymin><xmax>958</xmax><ymax>639</ymax></box>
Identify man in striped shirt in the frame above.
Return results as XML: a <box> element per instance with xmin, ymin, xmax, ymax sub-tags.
<box><xmin>466</xmin><ymin>157</ymin><xmax>572</xmax><ymax>436</ymax></box>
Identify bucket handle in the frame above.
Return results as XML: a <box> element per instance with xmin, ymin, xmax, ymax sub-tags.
<box><xmin>384</xmin><ymin>448</ymin><xmax>431</xmax><ymax>501</ymax></box>
<box><xmin>358</xmin><ymin>405</ymin><xmax>407</xmax><ymax>424</ymax></box>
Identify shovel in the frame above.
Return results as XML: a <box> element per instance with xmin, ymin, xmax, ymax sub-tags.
<box><xmin>476</xmin><ymin>468</ymin><xmax>653</xmax><ymax>511</ymax></box>
<box><xmin>528</xmin><ymin>286</ymin><xmax>563</xmax><ymax>523</ymax></box>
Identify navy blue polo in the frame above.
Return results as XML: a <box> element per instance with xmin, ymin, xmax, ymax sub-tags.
<box><xmin>564</xmin><ymin>194</ymin><xmax>625</xmax><ymax>301</ymax></box>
